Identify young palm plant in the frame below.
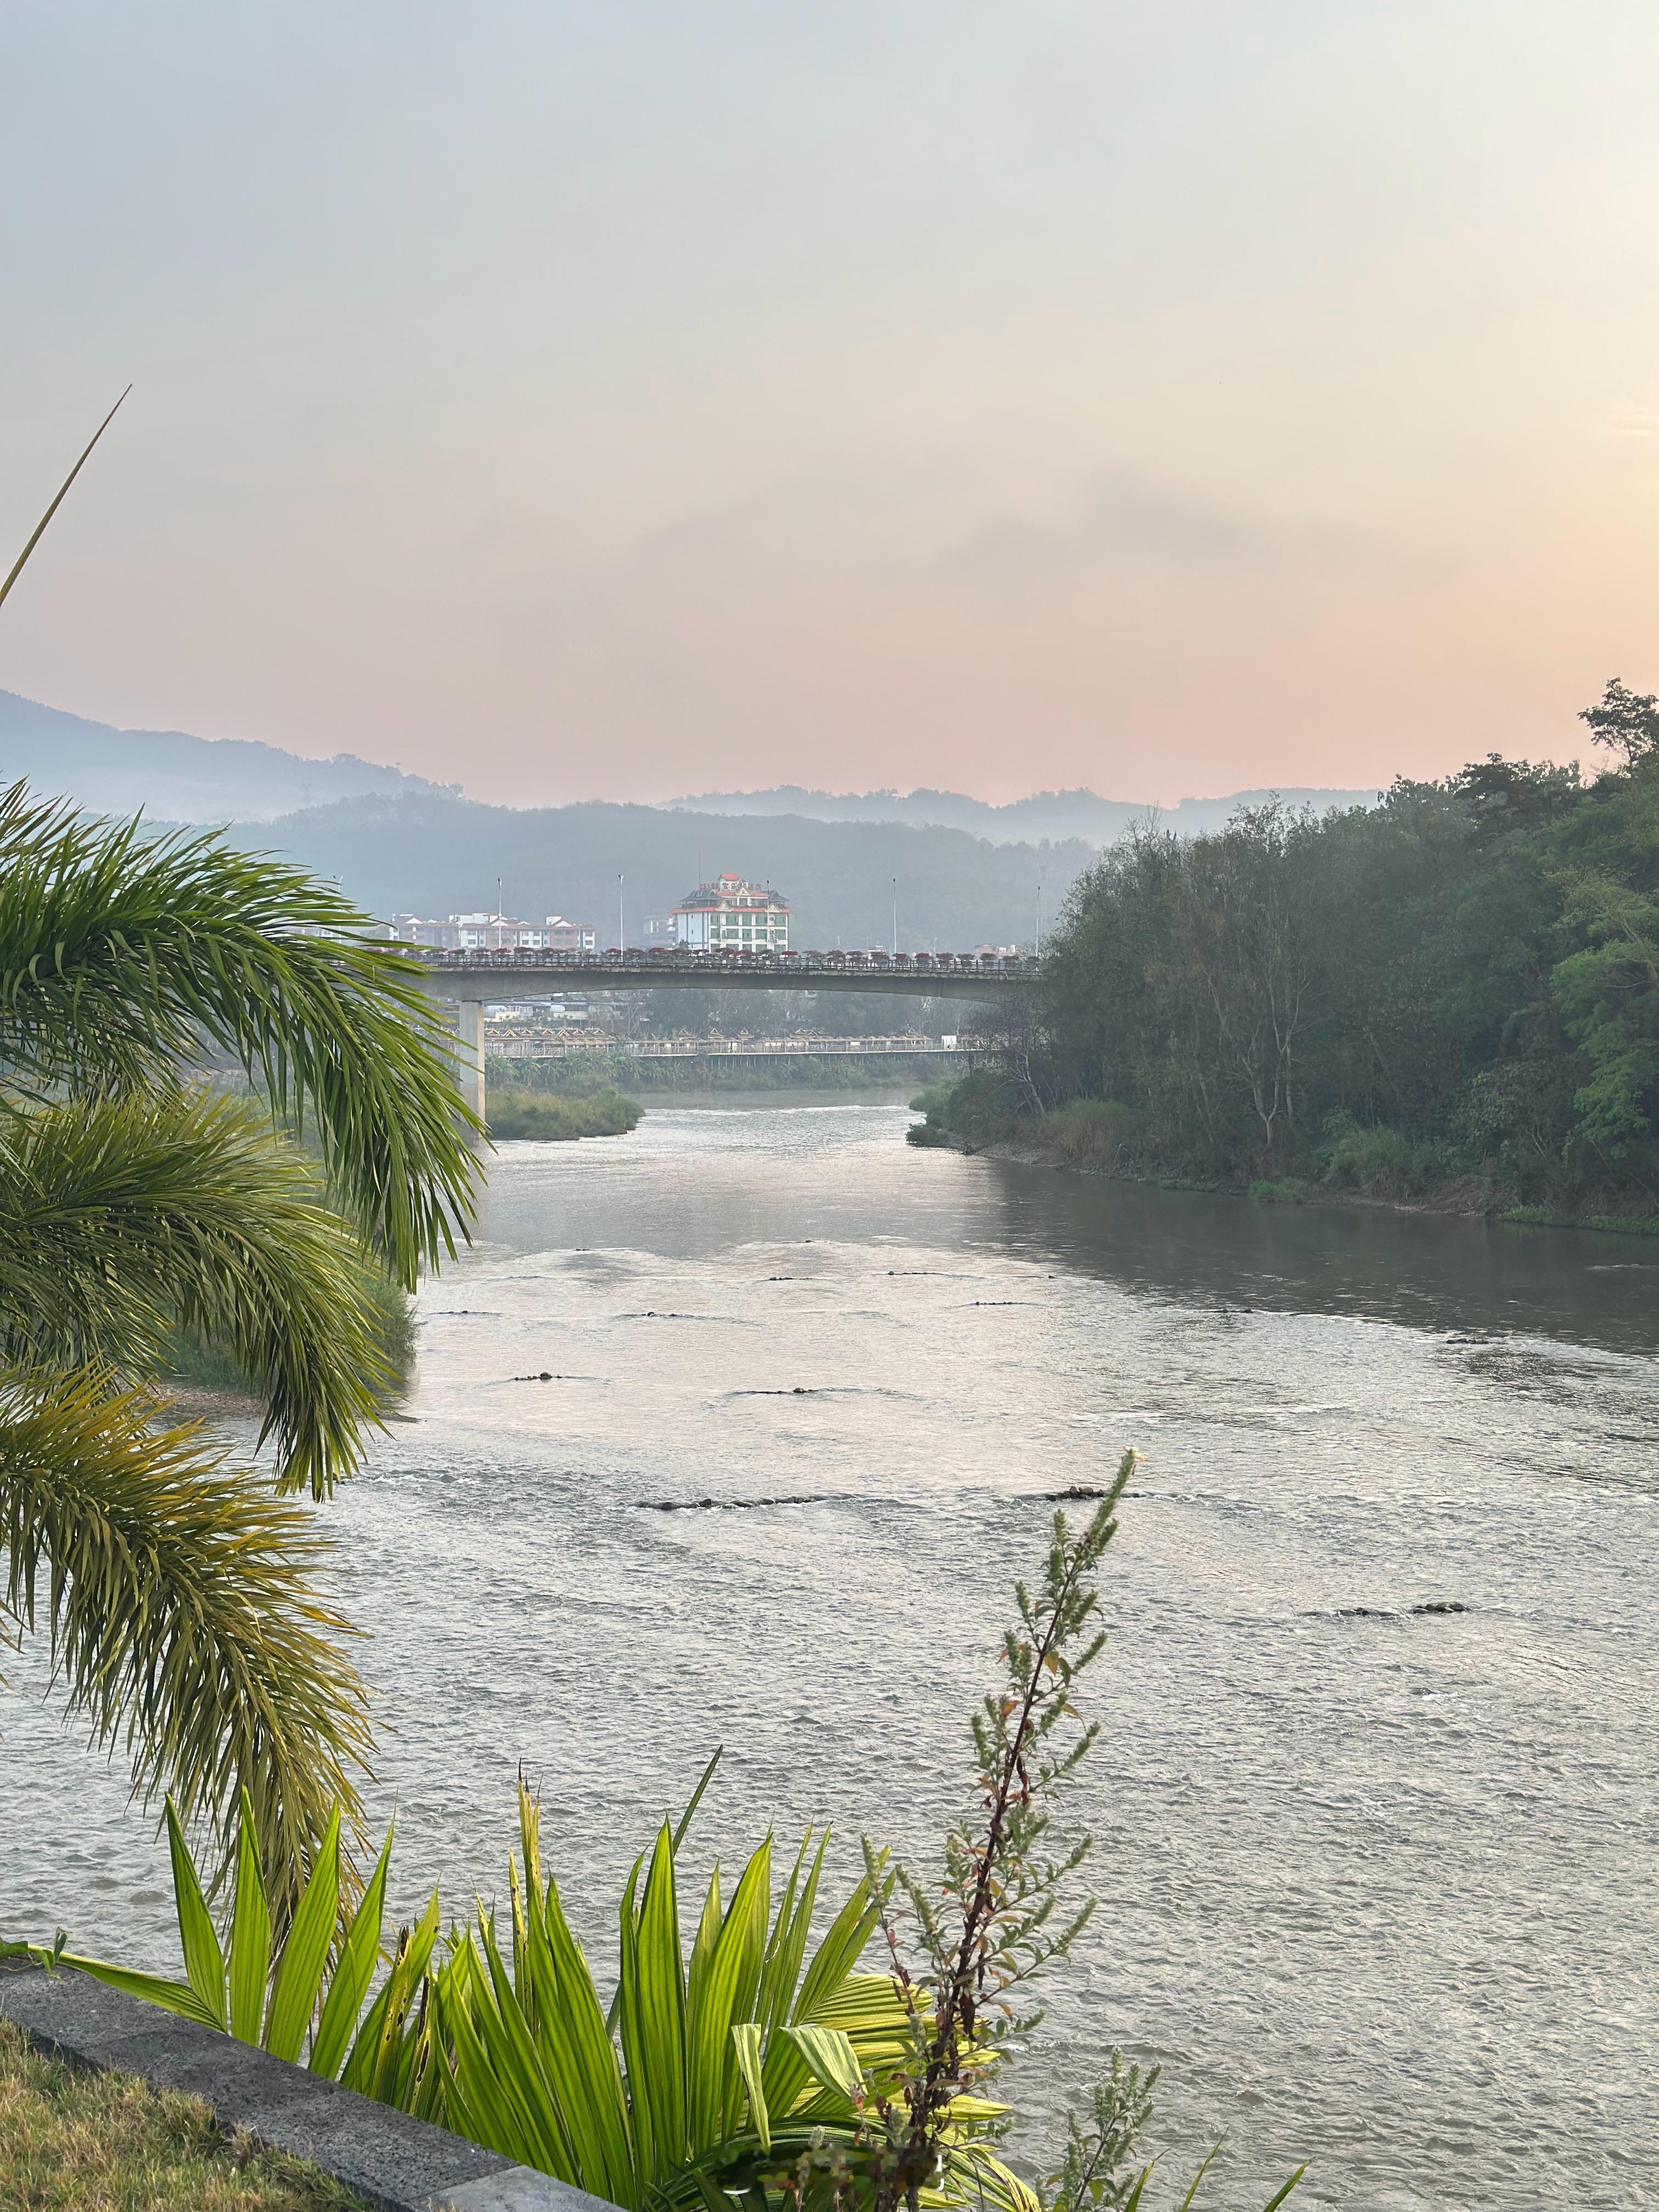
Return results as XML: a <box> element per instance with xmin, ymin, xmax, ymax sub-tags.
<box><xmin>58</xmin><ymin>1771</ymin><xmax>1035</xmax><ymax>2212</ymax></box>
<box><xmin>409</xmin><ymin>1780</ymin><xmax>1034</xmax><ymax>2212</ymax></box>
<box><xmin>1</xmin><ymin>408</ymin><xmax>481</xmax><ymax>1924</ymax></box>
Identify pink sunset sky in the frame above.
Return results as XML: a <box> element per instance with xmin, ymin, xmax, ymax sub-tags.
<box><xmin>2</xmin><ymin>1</ymin><xmax>1655</xmax><ymax>808</ymax></box>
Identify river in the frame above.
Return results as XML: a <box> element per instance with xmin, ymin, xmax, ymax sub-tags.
<box><xmin>3</xmin><ymin>1095</ymin><xmax>1656</xmax><ymax>2209</ymax></box>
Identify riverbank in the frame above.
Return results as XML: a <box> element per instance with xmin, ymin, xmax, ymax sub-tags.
<box><xmin>911</xmin><ymin>1102</ymin><xmax>1659</xmax><ymax>1237</ymax></box>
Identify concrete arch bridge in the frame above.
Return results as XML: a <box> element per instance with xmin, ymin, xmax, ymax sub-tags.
<box><xmin>403</xmin><ymin>946</ymin><xmax>1035</xmax><ymax>1119</ymax></box>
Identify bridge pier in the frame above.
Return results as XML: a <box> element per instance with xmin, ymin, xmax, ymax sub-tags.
<box><xmin>437</xmin><ymin>996</ymin><xmax>487</xmax><ymax>1131</ymax></box>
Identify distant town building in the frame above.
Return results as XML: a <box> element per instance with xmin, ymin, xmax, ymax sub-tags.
<box><xmin>484</xmin><ymin>992</ymin><xmax>592</xmax><ymax>1022</ymax></box>
<box><xmin>670</xmin><ymin>873</ymin><xmax>790</xmax><ymax>952</ymax></box>
<box><xmin>391</xmin><ymin>911</ymin><xmax>596</xmax><ymax>952</ymax></box>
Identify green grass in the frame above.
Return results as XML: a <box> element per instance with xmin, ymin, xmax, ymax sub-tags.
<box><xmin>1039</xmin><ymin>1098</ymin><xmax>1139</xmax><ymax>1166</ymax></box>
<box><xmin>485</xmin><ymin>1088</ymin><xmax>643</xmax><ymax>1141</ymax></box>
<box><xmin>1502</xmin><ymin>1205</ymin><xmax>1659</xmax><ymax>1235</ymax></box>
<box><xmin>0</xmin><ymin>2018</ymin><xmax>364</xmax><ymax>2211</ymax></box>
<box><xmin>1318</xmin><ymin>1113</ymin><xmax>1446</xmax><ymax>1199</ymax></box>
<box><xmin>1248</xmin><ymin>1177</ymin><xmax>1317</xmax><ymax>1204</ymax></box>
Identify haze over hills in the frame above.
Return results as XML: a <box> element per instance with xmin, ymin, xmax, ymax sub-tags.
<box><xmin>3</xmin><ymin>689</ymin><xmax>1374</xmax><ymax>844</ymax></box>
<box><xmin>0</xmin><ymin>686</ymin><xmax>1382</xmax><ymax>950</ymax></box>
<box><xmin>0</xmin><ymin>690</ymin><xmax>451</xmax><ymax>821</ymax></box>
<box><xmin>670</xmin><ymin>782</ymin><xmax>1378</xmax><ymax>843</ymax></box>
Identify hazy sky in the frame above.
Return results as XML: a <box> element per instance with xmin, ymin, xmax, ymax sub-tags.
<box><xmin>3</xmin><ymin>2</ymin><xmax>1655</xmax><ymax>805</ymax></box>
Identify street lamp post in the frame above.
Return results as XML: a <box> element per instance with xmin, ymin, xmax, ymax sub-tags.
<box><xmin>891</xmin><ymin>876</ymin><xmax>898</xmax><ymax>958</ymax></box>
<box><xmin>618</xmin><ymin>873</ymin><xmax>624</xmax><ymax>950</ymax></box>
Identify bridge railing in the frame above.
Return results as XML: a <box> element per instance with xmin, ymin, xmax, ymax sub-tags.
<box><xmin>487</xmin><ymin>1034</ymin><xmax>993</xmax><ymax>1060</ymax></box>
<box><xmin>400</xmin><ymin>946</ymin><xmax>1036</xmax><ymax>981</ymax></box>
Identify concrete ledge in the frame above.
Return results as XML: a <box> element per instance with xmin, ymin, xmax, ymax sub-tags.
<box><xmin>0</xmin><ymin>1961</ymin><xmax>616</xmax><ymax>2212</ymax></box>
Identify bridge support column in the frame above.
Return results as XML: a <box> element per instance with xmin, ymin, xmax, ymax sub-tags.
<box><xmin>443</xmin><ymin>997</ymin><xmax>487</xmax><ymax>1132</ymax></box>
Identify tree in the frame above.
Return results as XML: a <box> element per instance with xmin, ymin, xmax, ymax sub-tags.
<box><xmin>1579</xmin><ymin>678</ymin><xmax>1659</xmax><ymax>767</ymax></box>
<box><xmin>1</xmin><ymin>419</ymin><xmax>480</xmax><ymax>1923</ymax></box>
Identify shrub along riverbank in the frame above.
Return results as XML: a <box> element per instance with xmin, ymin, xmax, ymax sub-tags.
<box><xmin>907</xmin><ymin>1076</ymin><xmax>1659</xmax><ymax>1233</ymax></box>
<box><xmin>488</xmin><ymin>1049</ymin><xmax>951</xmax><ymax>1093</ymax></box>
<box><xmin>934</xmin><ymin>686</ymin><xmax>1659</xmax><ymax>1231</ymax></box>
<box><xmin>485</xmin><ymin>1085</ymin><xmax>644</xmax><ymax>1139</ymax></box>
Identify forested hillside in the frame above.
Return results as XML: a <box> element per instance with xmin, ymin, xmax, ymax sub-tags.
<box><xmin>946</xmin><ymin>685</ymin><xmax>1658</xmax><ymax>1219</ymax></box>
<box><xmin>204</xmin><ymin>791</ymin><xmax>1092</xmax><ymax>953</ymax></box>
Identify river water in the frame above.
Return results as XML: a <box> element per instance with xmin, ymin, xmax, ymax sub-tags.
<box><xmin>4</xmin><ymin>1096</ymin><xmax>1657</xmax><ymax>2209</ymax></box>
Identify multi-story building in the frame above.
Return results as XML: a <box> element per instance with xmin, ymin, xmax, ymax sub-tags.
<box><xmin>670</xmin><ymin>874</ymin><xmax>790</xmax><ymax>952</ymax></box>
<box><xmin>390</xmin><ymin>912</ymin><xmax>596</xmax><ymax>952</ymax></box>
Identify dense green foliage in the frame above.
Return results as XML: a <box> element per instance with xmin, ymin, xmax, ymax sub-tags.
<box><xmin>486</xmin><ymin>1086</ymin><xmax>644</xmax><ymax>1141</ymax></box>
<box><xmin>990</xmin><ymin>696</ymin><xmax>1659</xmax><ymax>1215</ymax></box>
<box><xmin>0</xmin><ymin>788</ymin><xmax>479</xmax><ymax>1922</ymax></box>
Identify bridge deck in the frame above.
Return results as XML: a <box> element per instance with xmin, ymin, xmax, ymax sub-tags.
<box><xmin>402</xmin><ymin>947</ymin><xmax>1035</xmax><ymax>1001</ymax></box>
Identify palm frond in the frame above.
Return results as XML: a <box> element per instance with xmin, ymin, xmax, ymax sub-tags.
<box><xmin>0</xmin><ymin>1373</ymin><xmax>371</xmax><ymax>1923</ymax></box>
<box><xmin>0</xmin><ymin>390</ymin><xmax>129</xmax><ymax>616</ymax></box>
<box><xmin>0</xmin><ymin>1088</ymin><xmax>396</xmax><ymax>1496</ymax></box>
<box><xmin>0</xmin><ymin>783</ymin><xmax>479</xmax><ymax>1284</ymax></box>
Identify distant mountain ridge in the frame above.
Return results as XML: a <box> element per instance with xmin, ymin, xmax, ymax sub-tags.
<box><xmin>0</xmin><ymin>690</ymin><xmax>452</xmax><ymax>822</ymax></box>
<box><xmin>670</xmin><ymin>782</ymin><xmax>1378</xmax><ymax>843</ymax></box>
<box><xmin>0</xmin><ymin>687</ymin><xmax>1376</xmax><ymax>853</ymax></box>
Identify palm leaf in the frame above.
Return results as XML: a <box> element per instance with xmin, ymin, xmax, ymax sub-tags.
<box><xmin>686</xmin><ymin>1839</ymin><xmax>770</xmax><ymax>2151</ymax></box>
<box><xmin>1260</xmin><ymin>2165</ymin><xmax>1307</xmax><ymax>2208</ymax></box>
<box><xmin>263</xmin><ymin>1804</ymin><xmax>340</xmax><ymax>2060</ymax></box>
<box><xmin>524</xmin><ymin>1844</ymin><xmax>636</xmax><ymax>2204</ymax></box>
<box><xmin>60</xmin><ymin>1954</ymin><xmax>222</xmax><ymax>2030</ymax></box>
<box><xmin>0</xmin><ymin>391</ymin><xmax>128</xmax><ymax>616</ymax></box>
<box><xmin>340</xmin><ymin>1890</ymin><xmax>439</xmax><ymax>2102</ymax></box>
<box><xmin>164</xmin><ymin>1797</ymin><xmax>225</xmax><ymax>2027</ymax></box>
<box><xmin>623</xmin><ymin>1824</ymin><xmax>688</xmax><ymax>2180</ymax></box>
<box><xmin>0</xmin><ymin>1375</ymin><xmax>370</xmax><ymax>1925</ymax></box>
<box><xmin>755</xmin><ymin>1828</ymin><xmax>825</xmax><ymax>2043</ymax></box>
<box><xmin>228</xmin><ymin>1793</ymin><xmax>271</xmax><ymax>2042</ymax></box>
<box><xmin>781</xmin><ymin>2023</ymin><xmax>864</xmax><ymax>2107</ymax></box>
<box><xmin>0</xmin><ymin>1090</ymin><xmax>399</xmax><ymax>1497</ymax></box>
<box><xmin>1176</xmin><ymin>2147</ymin><xmax>1219</xmax><ymax>2209</ymax></box>
<box><xmin>0</xmin><ymin>783</ymin><xmax>479</xmax><ymax>1284</ymax></box>
<box><xmin>730</xmin><ymin>2023</ymin><xmax>770</xmax><ymax>2152</ymax></box>
<box><xmin>311</xmin><ymin>1819</ymin><xmax>394</xmax><ymax>2079</ymax></box>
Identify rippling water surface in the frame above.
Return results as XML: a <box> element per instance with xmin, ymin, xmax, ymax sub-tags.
<box><xmin>5</xmin><ymin>1097</ymin><xmax>1657</xmax><ymax>2209</ymax></box>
